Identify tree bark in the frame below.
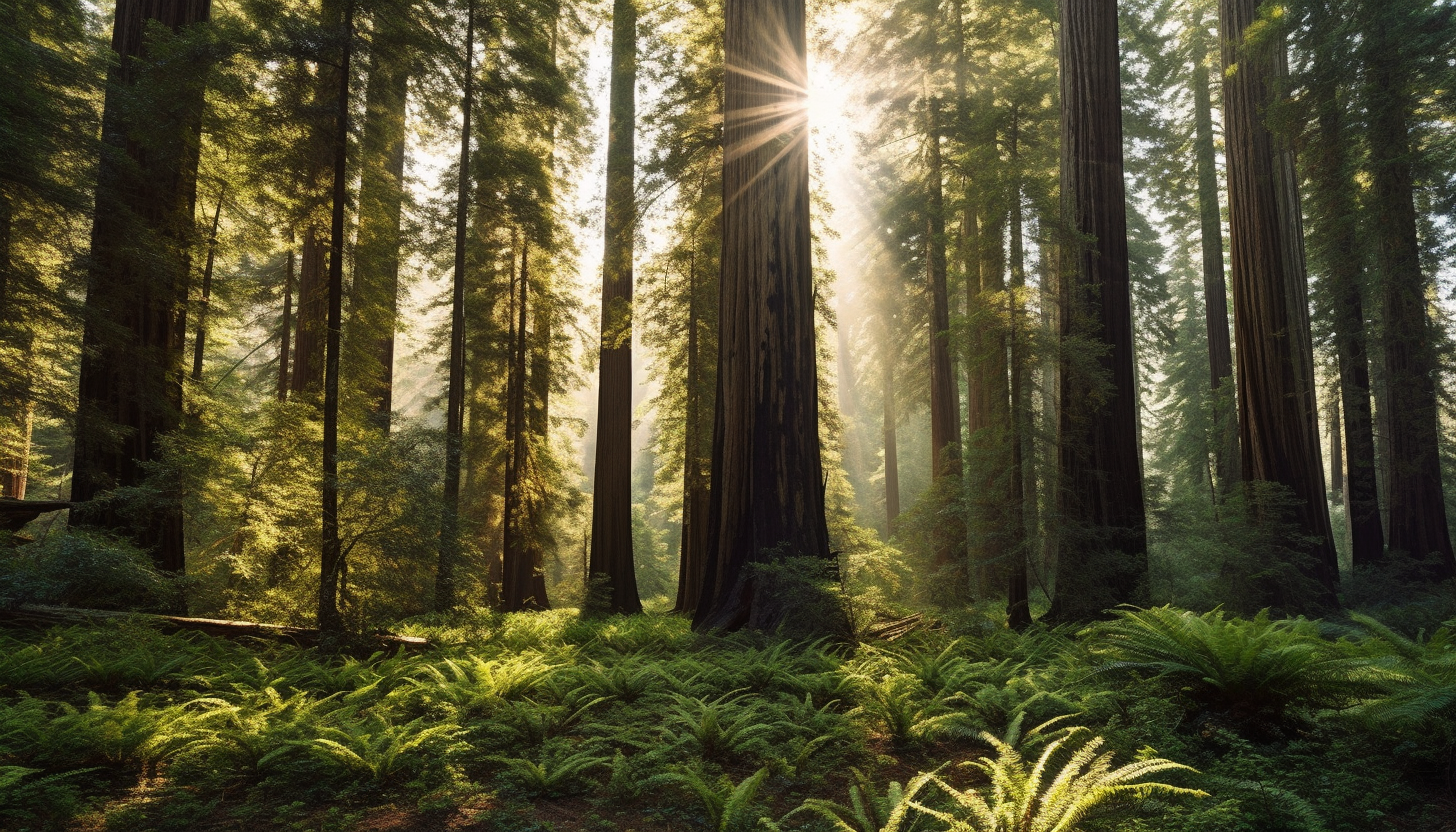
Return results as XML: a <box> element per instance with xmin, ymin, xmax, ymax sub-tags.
<box><xmin>503</xmin><ymin>241</ymin><xmax>549</xmax><ymax>611</ymax></box>
<box><xmin>277</xmin><ymin>240</ymin><xmax>294</xmax><ymax>402</ymax></box>
<box><xmin>437</xmin><ymin>0</ymin><xmax>474</xmax><ymax>613</ymax></box>
<box><xmin>1304</xmin><ymin>32</ymin><xmax>1383</xmax><ymax>565</ymax></box>
<box><xmin>72</xmin><ymin>0</ymin><xmax>212</xmax><ymax>575</ymax></box>
<box><xmin>318</xmin><ymin>3</ymin><xmax>352</xmax><ymax>635</ymax></box>
<box><xmin>1219</xmin><ymin>0</ymin><xmax>1339</xmax><ymax>610</ymax></box>
<box><xmin>1049</xmin><ymin>0</ymin><xmax>1149</xmax><ymax>621</ymax></box>
<box><xmin>882</xmin><ymin>341</ymin><xmax>900</xmax><ymax>531</ymax></box>
<box><xmin>290</xmin><ymin>229</ymin><xmax>326</xmax><ymax>395</ymax></box>
<box><xmin>925</xmin><ymin>97</ymin><xmax>965</xmax><ymax>572</ymax></box>
<box><xmin>676</xmin><ymin>254</ymin><xmax>712</xmax><ymax>613</ymax></box>
<box><xmin>352</xmin><ymin>14</ymin><xmax>410</xmax><ymax>431</ymax></box>
<box><xmin>191</xmin><ymin>190</ymin><xmax>224</xmax><ymax>384</ymax></box>
<box><xmin>589</xmin><ymin>0</ymin><xmax>642</xmax><ymax>614</ymax></box>
<box><xmin>693</xmin><ymin>0</ymin><xmax>835</xmax><ymax>632</ymax></box>
<box><xmin>1363</xmin><ymin>4</ymin><xmax>1454</xmax><ymax>579</ymax></box>
<box><xmin>1007</xmin><ymin>111</ymin><xmax>1031</xmax><ymax>630</ymax></box>
<box><xmin>1191</xmin><ymin>15</ymin><xmax>1239</xmax><ymax>495</ymax></box>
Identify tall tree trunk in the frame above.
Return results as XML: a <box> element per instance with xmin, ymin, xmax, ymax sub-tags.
<box><xmin>503</xmin><ymin>241</ymin><xmax>549</xmax><ymax>611</ymax></box>
<box><xmin>72</xmin><ymin>0</ymin><xmax>211</xmax><ymax>575</ymax></box>
<box><xmin>318</xmin><ymin>3</ymin><xmax>352</xmax><ymax>634</ymax></box>
<box><xmin>968</xmin><ymin>189</ymin><xmax>1013</xmax><ymax>598</ymax></box>
<box><xmin>589</xmin><ymin>0</ymin><xmax>642</xmax><ymax>614</ymax></box>
<box><xmin>291</xmin><ymin>230</ymin><xmax>326</xmax><ymax>395</ymax></box>
<box><xmin>1007</xmin><ymin>111</ymin><xmax>1031</xmax><ymax>629</ymax></box>
<box><xmin>1191</xmin><ymin>14</ymin><xmax>1238</xmax><ymax>495</ymax></box>
<box><xmin>437</xmin><ymin>0</ymin><xmax>474</xmax><ymax>613</ymax></box>
<box><xmin>1305</xmin><ymin>32</ymin><xmax>1383</xmax><ymax>565</ymax></box>
<box><xmin>925</xmin><ymin>97</ymin><xmax>965</xmax><ymax>572</ymax></box>
<box><xmin>676</xmin><ymin>254</ymin><xmax>711</xmax><ymax>613</ymax></box>
<box><xmin>191</xmin><ymin>190</ymin><xmax>224</xmax><ymax>384</ymax></box>
<box><xmin>1330</xmin><ymin>392</ymin><xmax>1343</xmax><ymax>500</ymax></box>
<box><xmin>277</xmin><ymin>240</ymin><xmax>294</xmax><ymax>402</ymax></box>
<box><xmin>1049</xmin><ymin>0</ymin><xmax>1149</xmax><ymax>621</ymax></box>
<box><xmin>1</xmin><ymin>402</ymin><xmax>30</xmax><ymax>500</ymax></box>
<box><xmin>1219</xmin><ymin>0</ymin><xmax>1339</xmax><ymax>610</ymax></box>
<box><xmin>694</xmin><ymin>0</ymin><xmax>837</xmax><ymax>633</ymax></box>
<box><xmin>1364</xmin><ymin>5</ymin><xmax>1454</xmax><ymax>580</ymax></box>
<box><xmin>352</xmin><ymin>15</ymin><xmax>410</xmax><ymax>431</ymax></box>
<box><xmin>882</xmin><ymin>340</ymin><xmax>900</xmax><ymax>533</ymax></box>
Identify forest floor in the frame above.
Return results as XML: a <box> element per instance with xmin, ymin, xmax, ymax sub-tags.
<box><xmin>1</xmin><ymin>605</ymin><xmax>1453</xmax><ymax>832</ymax></box>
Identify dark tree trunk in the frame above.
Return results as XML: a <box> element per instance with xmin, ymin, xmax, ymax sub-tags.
<box><xmin>925</xmin><ymin>97</ymin><xmax>965</xmax><ymax>571</ymax></box>
<box><xmin>191</xmin><ymin>190</ymin><xmax>224</xmax><ymax>384</ymax></box>
<box><xmin>676</xmin><ymin>255</ymin><xmax>711</xmax><ymax>613</ymax></box>
<box><xmin>1007</xmin><ymin>112</ymin><xmax>1031</xmax><ymax>630</ymax></box>
<box><xmin>318</xmin><ymin>4</ymin><xmax>352</xmax><ymax>635</ymax></box>
<box><xmin>1191</xmin><ymin>16</ymin><xmax>1238</xmax><ymax>495</ymax></box>
<box><xmin>1364</xmin><ymin>7</ymin><xmax>1454</xmax><ymax>580</ymax></box>
<box><xmin>589</xmin><ymin>0</ymin><xmax>642</xmax><ymax>614</ymax></box>
<box><xmin>352</xmin><ymin>15</ymin><xmax>410</xmax><ymax>431</ymax></box>
<box><xmin>503</xmin><ymin>241</ymin><xmax>549</xmax><ymax>611</ymax></box>
<box><xmin>693</xmin><ymin>0</ymin><xmax>836</xmax><ymax>633</ymax></box>
<box><xmin>437</xmin><ymin>0</ymin><xmax>474</xmax><ymax>613</ymax></box>
<box><xmin>967</xmin><ymin>188</ymin><xmax>1013</xmax><ymax>598</ymax></box>
<box><xmin>1330</xmin><ymin>393</ymin><xmax>1343</xmax><ymax>499</ymax></box>
<box><xmin>882</xmin><ymin>341</ymin><xmax>900</xmax><ymax>531</ymax></box>
<box><xmin>1304</xmin><ymin>34</ymin><xmax>1383</xmax><ymax>565</ymax></box>
<box><xmin>277</xmin><ymin>240</ymin><xmax>294</xmax><ymax>402</ymax></box>
<box><xmin>72</xmin><ymin>0</ymin><xmax>212</xmax><ymax>575</ymax></box>
<box><xmin>291</xmin><ymin>229</ymin><xmax>326</xmax><ymax>396</ymax></box>
<box><xmin>1219</xmin><ymin>0</ymin><xmax>1339</xmax><ymax>610</ymax></box>
<box><xmin>1048</xmin><ymin>0</ymin><xmax>1149</xmax><ymax>621</ymax></box>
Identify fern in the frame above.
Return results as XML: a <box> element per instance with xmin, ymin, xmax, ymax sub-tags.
<box><xmin>650</xmin><ymin>765</ymin><xmax>772</xmax><ymax>832</ymax></box>
<box><xmin>914</xmin><ymin>729</ymin><xmax>1206</xmax><ymax>832</ymax></box>
<box><xmin>489</xmin><ymin>748</ymin><xmax>611</xmax><ymax>795</ymax></box>
<box><xmin>661</xmin><ymin>690</ymin><xmax>786</xmax><ymax>761</ymax></box>
<box><xmin>787</xmin><ymin>768</ymin><xmax>939</xmax><ymax>832</ymax></box>
<box><xmin>850</xmin><ymin>673</ymin><xmax>976</xmax><ymax>746</ymax></box>
<box><xmin>307</xmin><ymin>714</ymin><xmax>462</xmax><ymax>784</ymax></box>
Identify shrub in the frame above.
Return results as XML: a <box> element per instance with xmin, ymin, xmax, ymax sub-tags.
<box><xmin>0</xmin><ymin>531</ymin><xmax>182</xmax><ymax>611</ymax></box>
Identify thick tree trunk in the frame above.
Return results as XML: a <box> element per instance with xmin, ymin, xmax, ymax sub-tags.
<box><xmin>1364</xmin><ymin>8</ymin><xmax>1455</xmax><ymax>580</ymax></box>
<box><xmin>191</xmin><ymin>190</ymin><xmax>224</xmax><ymax>384</ymax></box>
<box><xmin>318</xmin><ymin>4</ymin><xmax>352</xmax><ymax>635</ymax></box>
<box><xmin>1219</xmin><ymin>0</ymin><xmax>1339</xmax><ymax>610</ymax></box>
<box><xmin>1049</xmin><ymin>0</ymin><xmax>1149</xmax><ymax>621</ymax></box>
<box><xmin>437</xmin><ymin>0</ymin><xmax>474</xmax><ymax>613</ymax></box>
<box><xmin>693</xmin><ymin>0</ymin><xmax>836</xmax><ymax>633</ymax></box>
<box><xmin>352</xmin><ymin>18</ymin><xmax>410</xmax><ymax>431</ymax></box>
<box><xmin>1304</xmin><ymin>40</ymin><xmax>1383</xmax><ymax>566</ymax></box>
<box><xmin>925</xmin><ymin>98</ymin><xmax>965</xmax><ymax>572</ymax></box>
<box><xmin>589</xmin><ymin>0</ymin><xmax>642</xmax><ymax>614</ymax></box>
<box><xmin>968</xmin><ymin>191</ymin><xmax>1013</xmax><ymax>598</ymax></box>
<box><xmin>277</xmin><ymin>241</ymin><xmax>294</xmax><ymax>402</ymax></box>
<box><xmin>72</xmin><ymin>0</ymin><xmax>212</xmax><ymax>575</ymax></box>
<box><xmin>1191</xmin><ymin>21</ymin><xmax>1238</xmax><ymax>494</ymax></box>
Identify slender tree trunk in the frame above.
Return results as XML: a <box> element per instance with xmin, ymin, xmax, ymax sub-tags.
<box><xmin>291</xmin><ymin>230</ymin><xmax>326</xmax><ymax>395</ymax></box>
<box><xmin>437</xmin><ymin>0</ymin><xmax>474</xmax><ymax>612</ymax></box>
<box><xmin>676</xmin><ymin>255</ymin><xmax>710</xmax><ymax>613</ymax></box>
<box><xmin>1364</xmin><ymin>6</ymin><xmax>1454</xmax><ymax>580</ymax></box>
<box><xmin>968</xmin><ymin>189</ymin><xmax>1012</xmax><ymax>598</ymax></box>
<box><xmin>1007</xmin><ymin>111</ymin><xmax>1031</xmax><ymax>629</ymax></box>
<box><xmin>1049</xmin><ymin>0</ymin><xmax>1148</xmax><ymax>621</ymax></box>
<box><xmin>589</xmin><ymin>0</ymin><xmax>642</xmax><ymax>614</ymax></box>
<box><xmin>277</xmin><ymin>240</ymin><xmax>294</xmax><ymax>402</ymax></box>
<box><xmin>1305</xmin><ymin>37</ymin><xmax>1383</xmax><ymax>565</ymax></box>
<box><xmin>1</xmin><ymin>403</ymin><xmax>31</xmax><ymax>500</ymax></box>
<box><xmin>1191</xmin><ymin>16</ymin><xmax>1238</xmax><ymax>494</ymax></box>
<box><xmin>318</xmin><ymin>4</ymin><xmax>352</xmax><ymax>634</ymax></box>
<box><xmin>191</xmin><ymin>190</ymin><xmax>224</xmax><ymax>384</ymax></box>
<box><xmin>694</xmin><ymin>0</ymin><xmax>837</xmax><ymax>633</ymax></box>
<box><xmin>882</xmin><ymin>343</ymin><xmax>900</xmax><ymax>532</ymax></box>
<box><xmin>1330</xmin><ymin>392</ymin><xmax>1343</xmax><ymax>499</ymax></box>
<box><xmin>1219</xmin><ymin>0</ymin><xmax>1339</xmax><ymax>610</ymax></box>
<box><xmin>925</xmin><ymin>97</ymin><xmax>965</xmax><ymax>572</ymax></box>
<box><xmin>72</xmin><ymin>0</ymin><xmax>211</xmax><ymax>575</ymax></box>
<box><xmin>503</xmin><ymin>241</ymin><xmax>549</xmax><ymax>611</ymax></box>
<box><xmin>352</xmin><ymin>16</ymin><xmax>410</xmax><ymax>431</ymax></box>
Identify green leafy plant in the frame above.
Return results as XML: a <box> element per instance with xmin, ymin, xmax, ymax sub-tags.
<box><xmin>788</xmin><ymin>767</ymin><xmax>938</xmax><ymax>832</ymax></box>
<box><xmin>307</xmin><ymin>714</ymin><xmax>461</xmax><ymax>785</ymax></box>
<box><xmin>489</xmin><ymin>748</ymin><xmax>611</xmax><ymax>796</ymax></box>
<box><xmin>850</xmin><ymin>673</ymin><xmax>975</xmax><ymax>746</ymax></box>
<box><xmin>661</xmin><ymin>690</ymin><xmax>785</xmax><ymax>761</ymax></box>
<box><xmin>650</xmin><ymin>765</ymin><xmax>772</xmax><ymax>832</ymax></box>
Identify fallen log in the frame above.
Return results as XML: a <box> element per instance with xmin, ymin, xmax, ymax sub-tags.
<box><xmin>0</xmin><ymin>498</ymin><xmax>70</xmax><ymax>534</ymax></box>
<box><xmin>863</xmin><ymin>612</ymin><xmax>939</xmax><ymax>642</ymax></box>
<box><xmin>0</xmin><ymin>603</ymin><xmax>430</xmax><ymax>652</ymax></box>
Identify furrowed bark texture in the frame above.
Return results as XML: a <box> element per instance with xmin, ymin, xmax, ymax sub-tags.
<box><xmin>1220</xmin><ymin>0</ymin><xmax>1339</xmax><ymax>609</ymax></box>
<box><xmin>72</xmin><ymin>0</ymin><xmax>212</xmax><ymax>574</ymax></box>
<box><xmin>1050</xmin><ymin>0</ymin><xmax>1148</xmax><ymax>621</ymax></box>
<box><xmin>190</xmin><ymin>191</ymin><xmax>223</xmax><ymax>383</ymax></box>
<box><xmin>503</xmin><ymin>242</ymin><xmax>549</xmax><ymax>611</ymax></box>
<box><xmin>694</xmin><ymin>0</ymin><xmax>832</xmax><ymax>632</ymax></box>
<box><xmin>589</xmin><ymin>0</ymin><xmax>642</xmax><ymax>614</ymax></box>
<box><xmin>925</xmin><ymin>98</ymin><xmax>964</xmax><ymax>570</ymax></box>
<box><xmin>291</xmin><ymin>230</ymin><xmax>326</xmax><ymax>395</ymax></box>
<box><xmin>277</xmin><ymin>243</ymin><xmax>294</xmax><ymax>401</ymax></box>
<box><xmin>1364</xmin><ymin>6</ymin><xmax>1454</xmax><ymax>579</ymax></box>
<box><xmin>675</xmin><ymin>255</ymin><xmax>713</xmax><ymax>613</ymax></box>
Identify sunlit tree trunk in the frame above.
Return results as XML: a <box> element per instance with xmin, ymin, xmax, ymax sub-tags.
<box><xmin>1219</xmin><ymin>0</ymin><xmax>1339</xmax><ymax>610</ymax></box>
<box><xmin>190</xmin><ymin>191</ymin><xmax>223</xmax><ymax>384</ymax></box>
<box><xmin>291</xmin><ymin>230</ymin><xmax>326</xmax><ymax>395</ymax></box>
<box><xmin>277</xmin><ymin>240</ymin><xmax>294</xmax><ymax>402</ymax></box>
<box><xmin>318</xmin><ymin>3</ymin><xmax>353</xmax><ymax>634</ymax></box>
<box><xmin>1363</xmin><ymin>3</ymin><xmax>1454</xmax><ymax>580</ymax></box>
<box><xmin>589</xmin><ymin>0</ymin><xmax>642</xmax><ymax>614</ymax></box>
<box><xmin>437</xmin><ymin>0</ymin><xmax>474</xmax><ymax>612</ymax></box>
<box><xmin>352</xmin><ymin>14</ymin><xmax>410</xmax><ymax>431</ymax></box>
<box><xmin>503</xmin><ymin>241</ymin><xmax>549</xmax><ymax>611</ymax></box>
<box><xmin>72</xmin><ymin>0</ymin><xmax>211</xmax><ymax>575</ymax></box>
<box><xmin>882</xmin><ymin>338</ymin><xmax>900</xmax><ymax>532</ymax></box>
<box><xmin>694</xmin><ymin>0</ymin><xmax>836</xmax><ymax>632</ymax></box>
<box><xmin>925</xmin><ymin>97</ymin><xmax>965</xmax><ymax>572</ymax></box>
<box><xmin>676</xmin><ymin>254</ymin><xmax>712</xmax><ymax>613</ymax></box>
<box><xmin>1049</xmin><ymin>0</ymin><xmax>1148</xmax><ymax>621</ymax></box>
<box><xmin>1007</xmin><ymin>110</ymin><xmax>1031</xmax><ymax>630</ymax></box>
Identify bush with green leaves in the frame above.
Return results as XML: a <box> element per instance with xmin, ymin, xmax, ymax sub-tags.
<box><xmin>0</xmin><ymin>531</ymin><xmax>182</xmax><ymax>611</ymax></box>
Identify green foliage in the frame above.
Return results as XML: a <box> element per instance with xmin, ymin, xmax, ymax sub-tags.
<box><xmin>789</xmin><ymin>768</ymin><xmax>939</xmax><ymax>832</ymax></box>
<box><xmin>650</xmin><ymin>765</ymin><xmax>772</xmax><ymax>832</ymax></box>
<box><xmin>0</xmin><ymin>532</ymin><xmax>183</xmax><ymax>611</ymax></box>
<box><xmin>489</xmin><ymin>747</ymin><xmax>610</xmax><ymax>796</ymax></box>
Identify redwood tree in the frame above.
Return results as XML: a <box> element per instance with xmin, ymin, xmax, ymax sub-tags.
<box><xmin>1048</xmin><ymin>0</ymin><xmax>1148</xmax><ymax>621</ymax></box>
<box><xmin>72</xmin><ymin>0</ymin><xmax>212</xmax><ymax>574</ymax></box>
<box><xmin>693</xmin><ymin>0</ymin><xmax>835</xmax><ymax>632</ymax></box>
<box><xmin>1220</xmin><ymin>0</ymin><xmax>1339</xmax><ymax>609</ymax></box>
<box><xmin>588</xmin><ymin>0</ymin><xmax>643</xmax><ymax>614</ymax></box>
